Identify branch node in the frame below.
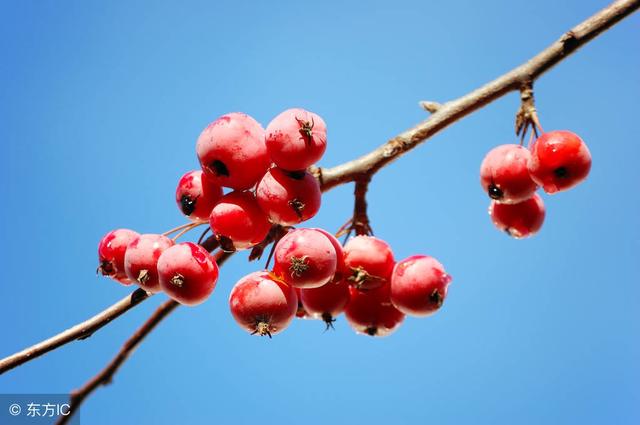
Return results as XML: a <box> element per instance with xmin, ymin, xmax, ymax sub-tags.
<box><xmin>419</xmin><ymin>100</ymin><xmax>442</xmax><ymax>113</ymax></box>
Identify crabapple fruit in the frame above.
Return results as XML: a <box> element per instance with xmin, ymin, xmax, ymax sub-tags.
<box><xmin>528</xmin><ymin>130</ymin><xmax>592</xmax><ymax>194</ymax></box>
<box><xmin>480</xmin><ymin>144</ymin><xmax>538</xmax><ymax>203</ymax></box>
<box><xmin>208</xmin><ymin>191</ymin><xmax>271</xmax><ymax>251</ymax></box>
<box><xmin>343</xmin><ymin>236</ymin><xmax>395</xmax><ymax>290</ymax></box>
<box><xmin>272</xmin><ymin>228</ymin><xmax>337</xmax><ymax>289</ymax></box>
<box><xmin>124</xmin><ymin>234</ymin><xmax>174</xmax><ymax>293</ymax></box>
<box><xmin>265</xmin><ymin>108</ymin><xmax>327</xmax><ymax>171</ymax></box>
<box><xmin>97</xmin><ymin>228</ymin><xmax>140</xmax><ymax>285</ymax></box>
<box><xmin>489</xmin><ymin>192</ymin><xmax>545</xmax><ymax>238</ymax></box>
<box><xmin>157</xmin><ymin>242</ymin><xmax>219</xmax><ymax>306</ymax></box>
<box><xmin>175</xmin><ymin>170</ymin><xmax>223</xmax><ymax>221</ymax></box>
<box><xmin>345</xmin><ymin>285</ymin><xmax>405</xmax><ymax>337</ymax></box>
<box><xmin>312</xmin><ymin>228</ymin><xmax>346</xmax><ymax>279</ymax></box>
<box><xmin>229</xmin><ymin>271</ymin><xmax>298</xmax><ymax>337</ymax></box>
<box><xmin>300</xmin><ymin>276</ymin><xmax>350</xmax><ymax>328</ymax></box>
<box><xmin>390</xmin><ymin>255</ymin><xmax>452</xmax><ymax>317</ymax></box>
<box><xmin>256</xmin><ymin>168</ymin><xmax>321</xmax><ymax>226</ymax></box>
<box><xmin>196</xmin><ymin>112</ymin><xmax>270</xmax><ymax>190</ymax></box>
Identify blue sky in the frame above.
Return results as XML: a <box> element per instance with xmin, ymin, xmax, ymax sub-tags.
<box><xmin>1</xmin><ymin>1</ymin><xmax>639</xmax><ymax>424</ymax></box>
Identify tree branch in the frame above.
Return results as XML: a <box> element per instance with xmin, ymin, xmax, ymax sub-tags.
<box><xmin>1</xmin><ymin>0</ymin><xmax>637</xmax><ymax>379</ymax></box>
<box><xmin>56</xmin><ymin>250</ymin><xmax>232</xmax><ymax>425</ymax></box>
<box><xmin>317</xmin><ymin>0</ymin><xmax>640</xmax><ymax>190</ymax></box>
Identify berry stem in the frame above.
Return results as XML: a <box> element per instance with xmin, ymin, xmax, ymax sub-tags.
<box><xmin>162</xmin><ymin>221</ymin><xmax>204</xmax><ymax>237</ymax></box>
<box><xmin>171</xmin><ymin>222</ymin><xmax>206</xmax><ymax>242</ymax></box>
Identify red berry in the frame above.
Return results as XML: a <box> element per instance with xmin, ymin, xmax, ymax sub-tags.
<box><xmin>390</xmin><ymin>255</ymin><xmax>452</xmax><ymax>317</ymax></box>
<box><xmin>300</xmin><ymin>276</ymin><xmax>350</xmax><ymax>327</ymax></box>
<box><xmin>312</xmin><ymin>228</ymin><xmax>346</xmax><ymax>279</ymax></box>
<box><xmin>343</xmin><ymin>236</ymin><xmax>395</xmax><ymax>290</ymax></box>
<box><xmin>489</xmin><ymin>193</ymin><xmax>545</xmax><ymax>238</ymax></box>
<box><xmin>175</xmin><ymin>170</ymin><xmax>223</xmax><ymax>221</ymax></box>
<box><xmin>345</xmin><ymin>285</ymin><xmax>405</xmax><ymax>337</ymax></box>
<box><xmin>294</xmin><ymin>287</ymin><xmax>311</xmax><ymax>319</ymax></box>
<box><xmin>528</xmin><ymin>130</ymin><xmax>592</xmax><ymax>194</ymax></box>
<box><xmin>229</xmin><ymin>271</ymin><xmax>298</xmax><ymax>337</ymax></box>
<box><xmin>157</xmin><ymin>242</ymin><xmax>219</xmax><ymax>306</ymax></box>
<box><xmin>265</xmin><ymin>108</ymin><xmax>327</xmax><ymax>171</ymax></box>
<box><xmin>124</xmin><ymin>234</ymin><xmax>174</xmax><ymax>293</ymax></box>
<box><xmin>480</xmin><ymin>144</ymin><xmax>538</xmax><ymax>203</ymax></box>
<box><xmin>196</xmin><ymin>113</ymin><xmax>270</xmax><ymax>190</ymax></box>
<box><xmin>208</xmin><ymin>191</ymin><xmax>271</xmax><ymax>251</ymax></box>
<box><xmin>97</xmin><ymin>229</ymin><xmax>140</xmax><ymax>285</ymax></box>
<box><xmin>273</xmin><ymin>228</ymin><xmax>337</xmax><ymax>289</ymax></box>
<box><xmin>255</xmin><ymin>168</ymin><xmax>321</xmax><ymax>226</ymax></box>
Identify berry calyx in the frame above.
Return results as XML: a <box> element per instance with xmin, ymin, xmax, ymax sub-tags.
<box><xmin>97</xmin><ymin>229</ymin><xmax>140</xmax><ymax>285</ymax></box>
<box><xmin>229</xmin><ymin>271</ymin><xmax>298</xmax><ymax>337</ymax></box>
<box><xmin>390</xmin><ymin>255</ymin><xmax>452</xmax><ymax>317</ymax></box>
<box><xmin>300</xmin><ymin>276</ymin><xmax>350</xmax><ymax>329</ymax></box>
<box><xmin>272</xmin><ymin>228</ymin><xmax>337</xmax><ymax>289</ymax></box>
<box><xmin>208</xmin><ymin>191</ymin><xmax>271</xmax><ymax>251</ymax></box>
<box><xmin>175</xmin><ymin>170</ymin><xmax>223</xmax><ymax>221</ymax></box>
<box><xmin>489</xmin><ymin>192</ymin><xmax>545</xmax><ymax>238</ymax></box>
<box><xmin>256</xmin><ymin>167</ymin><xmax>322</xmax><ymax>226</ymax></box>
<box><xmin>196</xmin><ymin>113</ymin><xmax>270</xmax><ymax>190</ymax></box>
<box><xmin>157</xmin><ymin>242</ymin><xmax>219</xmax><ymax>306</ymax></box>
<box><xmin>265</xmin><ymin>108</ymin><xmax>327</xmax><ymax>171</ymax></box>
<box><xmin>480</xmin><ymin>144</ymin><xmax>538</xmax><ymax>204</ymax></box>
<box><xmin>343</xmin><ymin>236</ymin><xmax>395</xmax><ymax>290</ymax></box>
<box><xmin>528</xmin><ymin>130</ymin><xmax>592</xmax><ymax>194</ymax></box>
<box><xmin>124</xmin><ymin>234</ymin><xmax>174</xmax><ymax>293</ymax></box>
<box><xmin>344</xmin><ymin>285</ymin><xmax>405</xmax><ymax>337</ymax></box>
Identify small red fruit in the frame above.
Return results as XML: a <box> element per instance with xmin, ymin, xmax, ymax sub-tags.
<box><xmin>480</xmin><ymin>144</ymin><xmax>538</xmax><ymax>203</ymax></box>
<box><xmin>300</xmin><ymin>277</ymin><xmax>350</xmax><ymax>328</ymax></box>
<box><xmin>312</xmin><ymin>228</ymin><xmax>346</xmax><ymax>279</ymax></box>
<box><xmin>157</xmin><ymin>242</ymin><xmax>219</xmax><ymax>306</ymax></box>
<box><xmin>345</xmin><ymin>285</ymin><xmax>405</xmax><ymax>337</ymax></box>
<box><xmin>209</xmin><ymin>191</ymin><xmax>271</xmax><ymax>251</ymax></box>
<box><xmin>343</xmin><ymin>236</ymin><xmax>395</xmax><ymax>290</ymax></box>
<box><xmin>265</xmin><ymin>108</ymin><xmax>327</xmax><ymax>171</ymax></box>
<box><xmin>196</xmin><ymin>112</ymin><xmax>270</xmax><ymax>190</ymax></box>
<box><xmin>124</xmin><ymin>234</ymin><xmax>174</xmax><ymax>293</ymax></box>
<box><xmin>175</xmin><ymin>170</ymin><xmax>223</xmax><ymax>221</ymax></box>
<box><xmin>273</xmin><ymin>228</ymin><xmax>337</xmax><ymax>289</ymax></box>
<box><xmin>256</xmin><ymin>168</ymin><xmax>321</xmax><ymax>226</ymax></box>
<box><xmin>489</xmin><ymin>193</ymin><xmax>545</xmax><ymax>238</ymax></box>
<box><xmin>97</xmin><ymin>229</ymin><xmax>140</xmax><ymax>285</ymax></box>
<box><xmin>229</xmin><ymin>271</ymin><xmax>298</xmax><ymax>337</ymax></box>
<box><xmin>390</xmin><ymin>255</ymin><xmax>452</xmax><ymax>317</ymax></box>
<box><xmin>528</xmin><ymin>130</ymin><xmax>592</xmax><ymax>194</ymax></box>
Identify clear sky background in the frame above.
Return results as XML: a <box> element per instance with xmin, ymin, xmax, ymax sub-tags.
<box><xmin>1</xmin><ymin>1</ymin><xmax>639</xmax><ymax>424</ymax></box>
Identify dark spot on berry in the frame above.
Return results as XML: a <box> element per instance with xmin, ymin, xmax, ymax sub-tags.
<box><xmin>289</xmin><ymin>198</ymin><xmax>305</xmax><ymax>218</ymax></box>
<box><xmin>285</xmin><ymin>170</ymin><xmax>307</xmax><ymax>180</ymax></box>
<box><xmin>216</xmin><ymin>235</ymin><xmax>236</xmax><ymax>253</ymax></box>
<box><xmin>289</xmin><ymin>256</ymin><xmax>310</xmax><ymax>277</ymax></box>
<box><xmin>170</xmin><ymin>274</ymin><xmax>185</xmax><ymax>287</ymax></box>
<box><xmin>365</xmin><ymin>326</ymin><xmax>378</xmax><ymax>336</ymax></box>
<box><xmin>209</xmin><ymin>159</ymin><xmax>229</xmax><ymax>177</ymax></box>
<box><xmin>488</xmin><ymin>184</ymin><xmax>503</xmax><ymax>200</ymax></box>
<box><xmin>554</xmin><ymin>166</ymin><xmax>569</xmax><ymax>178</ymax></box>
<box><xmin>429</xmin><ymin>289</ymin><xmax>443</xmax><ymax>308</ymax></box>
<box><xmin>97</xmin><ymin>260</ymin><xmax>115</xmax><ymax>276</ymax></box>
<box><xmin>321</xmin><ymin>312</ymin><xmax>336</xmax><ymax>331</ymax></box>
<box><xmin>180</xmin><ymin>195</ymin><xmax>196</xmax><ymax>216</ymax></box>
<box><xmin>295</xmin><ymin>116</ymin><xmax>315</xmax><ymax>145</ymax></box>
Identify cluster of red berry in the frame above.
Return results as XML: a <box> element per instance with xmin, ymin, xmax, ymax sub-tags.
<box><xmin>480</xmin><ymin>130</ymin><xmax>592</xmax><ymax>238</ymax></box>
<box><xmin>97</xmin><ymin>109</ymin><xmax>452</xmax><ymax>337</ymax></box>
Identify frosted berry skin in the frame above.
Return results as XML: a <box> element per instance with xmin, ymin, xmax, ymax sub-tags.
<box><xmin>196</xmin><ymin>112</ymin><xmax>270</xmax><ymax>190</ymax></box>
<box><xmin>265</xmin><ymin>108</ymin><xmax>327</xmax><ymax>171</ymax></box>
<box><xmin>300</xmin><ymin>277</ymin><xmax>350</xmax><ymax>326</ymax></box>
<box><xmin>208</xmin><ymin>191</ymin><xmax>271</xmax><ymax>251</ymax></box>
<box><xmin>343</xmin><ymin>236</ymin><xmax>395</xmax><ymax>290</ymax></box>
<box><xmin>489</xmin><ymin>193</ymin><xmax>545</xmax><ymax>238</ymax></box>
<box><xmin>175</xmin><ymin>170</ymin><xmax>223</xmax><ymax>221</ymax></box>
<box><xmin>528</xmin><ymin>130</ymin><xmax>592</xmax><ymax>194</ymax></box>
<box><xmin>345</xmin><ymin>285</ymin><xmax>405</xmax><ymax>337</ymax></box>
<box><xmin>273</xmin><ymin>228</ymin><xmax>337</xmax><ymax>289</ymax></box>
<box><xmin>256</xmin><ymin>168</ymin><xmax>321</xmax><ymax>226</ymax></box>
<box><xmin>124</xmin><ymin>234</ymin><xmax>174</xmax><ymax>293</ymax></box>
<box><xmin>229</xmin><ymin>271</ymin><xmax>298</xmax><ymax>337</ymax></box>
<box><xmin>157</xmin><ymin>242</ymin><xmax>219</xmax><ymax>306</ymax></box>
<box><xmin>97</xmin><ymin>229</ymin><xmax>140</xmax><ymax>285</ymax></box>
<box><xmin>390</xmin><ymin>255</ymin><xmax>452</xmax><ymax>317</ymax></box>
<box><xmin>480</xmin><ymin>144</ymin><xmax>538</xmax><ymax>204</ymax></box>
